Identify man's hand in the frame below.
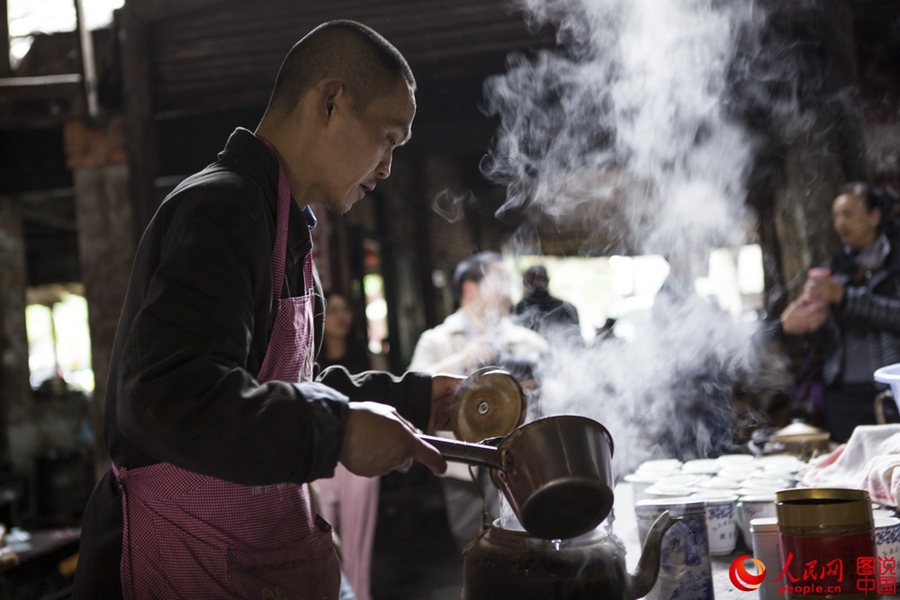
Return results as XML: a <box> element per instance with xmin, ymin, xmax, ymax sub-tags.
<box><xmin>339</xmin><ymin>401</ymin><xmax>447</xmax><ymax>477</ymax></box>
<box><xmin>428</xmin><ymin>374</ymin><xmax>465</xmax><ymax>433</ymax></box>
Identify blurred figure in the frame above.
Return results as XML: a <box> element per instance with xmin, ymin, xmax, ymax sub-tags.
<box><xmin>409</xmin><ymin>252</ymin><xmax>548</xmax><ymax>550</ymax></box>
<box><xmin>652</xmin><ymin>247</ymin><xmax>738</xmax><ymax>460</ymax></box>
<box><xmin>513</xmin><ymin>265</ymin><xmax>582</xmax><ymax>344</ymax></box>
<box><xmin>314</xmin><ymin>291</ymin><xmax>379</xmax><ymax>600</ymax></box>
<box><xmin>778</xmin><ymin>183</ymin><xmax>900</xmax><ymax>442</ymax></box>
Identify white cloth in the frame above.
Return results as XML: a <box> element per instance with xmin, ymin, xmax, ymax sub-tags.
<box><xmin>799</xmin><ymin>424</ymin><xmax>900</xmax><ymax>506</ymax></box>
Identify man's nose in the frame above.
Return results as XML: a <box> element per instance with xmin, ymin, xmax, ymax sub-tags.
<box><xmin>376</xmin><ymin>150</ymin><xmax>393</xmax><ymax>179</ymax></box>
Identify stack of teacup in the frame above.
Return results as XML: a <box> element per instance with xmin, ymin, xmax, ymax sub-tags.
<box><xmin>626</xmin><ymin>454</ymin><xmax>806</xmax><ymax>555</ymax></box>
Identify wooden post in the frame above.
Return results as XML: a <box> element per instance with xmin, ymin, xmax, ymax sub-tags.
<box><xmin>754</xmin><ymin>0</ymin><xmax>864</xmax><ymax>305</ymax></box>
<box><xmin>0</xmin><ymin>0</ymin><xmax>11</xmax><ymax>77</ymax></box>
<box><xmin>119</xmin><ymin>3</ymin><xmax>159</xmax><ymax>237</ymax></box>
<box><xmin>63</xmin><ymin>117</ymin><xmax>134</xmax><ymax>482</ymax></box>
<box><xmin>0</xmin><ymin>198</ymin><xmax>27</xmax><ymax>467</ymax></box>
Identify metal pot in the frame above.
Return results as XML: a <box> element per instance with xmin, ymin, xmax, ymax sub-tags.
<box><xmin>421</xmin><ymin>415</ymin><xmax>615</xmax><ymax>540</ymax></box>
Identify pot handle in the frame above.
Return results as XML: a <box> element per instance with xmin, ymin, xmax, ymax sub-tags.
<box><xmin>419</xmin><ymin>435</ymin><xmax>505</xmax><ymax>470</ymax></box>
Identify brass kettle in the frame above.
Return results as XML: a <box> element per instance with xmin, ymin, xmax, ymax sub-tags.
<box><xmin>461</xmin><ymin>511</ymin><xmax>679</xmax><ymax>600</ymax></box>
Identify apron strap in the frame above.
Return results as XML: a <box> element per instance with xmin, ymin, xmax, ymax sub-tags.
<box><xmin>256</xmin><ymin>136</ymin><xmax>292</xmax><ymax>300</ymax></box>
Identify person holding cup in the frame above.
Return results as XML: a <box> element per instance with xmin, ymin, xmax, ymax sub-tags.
<box><xmin>779</xmin><ymin>183</ymin><xmax>900</xmax><ymax>443</ymax></box>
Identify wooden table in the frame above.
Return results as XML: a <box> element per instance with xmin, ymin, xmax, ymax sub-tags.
<box><xmin>0</xmin><ymin>527</ymin><xmax>79</xmax><ymax>600</ymax></box>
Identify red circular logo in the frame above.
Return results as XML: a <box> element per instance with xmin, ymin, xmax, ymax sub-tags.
<box><xmin>729</xmin><ymin>554</ymin><xmax>767</xmax><ymax>591</ymax></box>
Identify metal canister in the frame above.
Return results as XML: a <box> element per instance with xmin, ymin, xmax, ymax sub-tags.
<box><xmin>775</xmin><ymin>488</ymin><xmax>879</xmax><ymax>600</ymax></box>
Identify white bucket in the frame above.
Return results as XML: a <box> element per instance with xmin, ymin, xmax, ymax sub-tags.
<box><xmin>874</xmin><ymin>363</ymin><xmax>900</xmax><ymax>412</ymax></box>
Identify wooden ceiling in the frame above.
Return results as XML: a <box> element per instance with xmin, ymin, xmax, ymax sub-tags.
<box><xmin>1</xmin><ymin>0</ymin><xmax>897</xmax><ymax>278</ymax></box>
<box><xmin>126</xmin><ymin>0</ymin><xmax>555</xmax><ymax>115</ymax></box>
<box><xmin>1</xmin><ymin>0</ymin><xmax>896</xmax><ymax>127</ymax></box>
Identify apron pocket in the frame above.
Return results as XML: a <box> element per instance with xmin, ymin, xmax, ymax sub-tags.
<box><xmin>226</xmin><ymin>523</ymin><xmax>340</xmax><ymax>599</ymax></box>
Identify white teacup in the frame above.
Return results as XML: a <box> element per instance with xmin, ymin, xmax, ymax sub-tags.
<box><xmin>635</xmin><ymin>498</ymin><xmax>714</xmax><ymax>600</ymax></box>
<box><xmin>644</xmin><ymin>483</ymin><xmax>696</xmax><ymax>500</ymax></box>
<box><xmin>737</xmin><ymin>494</ymin><xmax>777</xmax><ymax>548</ymax></box>
<box><xmin>716</xmin><ymin>454</ymin><xmax>756</xmax><ymax>467</ymax></box>
<box><xmin>636</xmin><ymin>459</ymin><xmax>683</xmax><ymax>477</ymax></box>
<box><xmin>655</xmin><ymin>473</ymin><xmax>707</xmax><ymax>488</ymax></box>
<box><xmin>624</xmin><ymin>472</ymin><xmax>662</xmax><ymax>504</ymax></box>
<box><xmin>692</xmin><ymin>491</ymin><xmax>738</xmax><ymax>556</ymax></box>
<box><xmin>874</xmin><ymin>516</ymin><xmax>900</xmax><ymax>583</ymax></box>
<box><xmin>682</xmin><ymin>459</ymin><xmax>722</xmax><ymax>476</ymax></box>
<box><xmin>715</xmin><ymin>466</ymin><xmax>756</xmax><ymax>482</ymax></box>
<box><xmin>872</xmin><ymin>508</ymin><xmax>897</xmax><ymax>520</ymax></box>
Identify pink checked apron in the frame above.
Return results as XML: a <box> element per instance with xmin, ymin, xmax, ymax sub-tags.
<box><xmin>113</xmin><ymin>144</ymin><xmax>340</xmax><ymax>599</ymax></box>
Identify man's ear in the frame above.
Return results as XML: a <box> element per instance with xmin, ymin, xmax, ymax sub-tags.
<box><xmin>320</xmin><ymin>80</ymin><xmax>345</xmax><ymax>124</ymax></box>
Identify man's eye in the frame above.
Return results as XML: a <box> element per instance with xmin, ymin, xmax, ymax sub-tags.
<box><xmin>387</xmin><ymin>138</ymin><xmax>397</xmax><ymax>146</ymax></box>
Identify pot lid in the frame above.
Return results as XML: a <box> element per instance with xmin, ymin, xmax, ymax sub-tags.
<box><xmin>452</xmin><ymin>367</ymin><xmax>526</xmax><ymax>443</ymax></box>
<box><xmin>770</xmin><ymin>420</ymin><xmax>830</xmax><ymax>443</ymax></box>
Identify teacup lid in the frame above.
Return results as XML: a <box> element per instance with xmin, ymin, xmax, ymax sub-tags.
<box><xmin>635</xmin><ymin>497</ymin><xmax>705</xmax><ymax>516</ymax></box>
<box><xmin>624</xmin><ymin>472</ymin><xmax>660</xmax><ymax>484</ymax></box>
<box><xmin>739</xmin><ymin>494</ymin><xmax>777</xmax><ymax>503</ymax></box>
<box><xmin>691</xmin><ymin>490</ymin><xmax>738</xmax><ymax>502</ymax></box>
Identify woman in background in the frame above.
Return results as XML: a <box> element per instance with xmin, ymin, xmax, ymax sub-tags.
<box><xmin>314</xmin><ymin>290</ymin><xmax>380</xmax><ymax>600</ymax></box>
<box><xmin>802</xmin><ymin>183</ymin><xmax>900</xmax><ymax>442</ymax></box>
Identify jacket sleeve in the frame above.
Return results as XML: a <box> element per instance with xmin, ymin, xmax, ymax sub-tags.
<box><xmin>115</xmin><ymin>189</ymin><xmax>349</xmax><ymax>486</ymax></box>
<box><xmin>840</xmin><ymin>284</ymin><xmax>900</xmax><ymax>334</ymax></box>
<box><xmin>317</xmin><ymin>366</ymin><xmax>433</xmax><ymax>431</ymax></box>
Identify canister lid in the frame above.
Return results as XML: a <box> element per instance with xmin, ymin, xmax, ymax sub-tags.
<box><xmin>750</xmin><ymin>517</ymin><xmax>779</xmax><ymax>533</ymax></box>
<box><xmin>775</xmin><ymin>488</ymin><xmax>873</xmax><ymax>528</ymax></box>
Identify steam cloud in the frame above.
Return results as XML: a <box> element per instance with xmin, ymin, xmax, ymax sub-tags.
<box><xmin>474</xmin><ymin>0</ymin><xmax>795</xmax><ymax>482</ymax></box>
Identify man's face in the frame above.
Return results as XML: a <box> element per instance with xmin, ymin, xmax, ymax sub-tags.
<box><xmin>317</xmin><ymin>80</ymin><xmax>415</xmax><ymax>214</ymax></box>
<box><xmin>476</xmin><ymin>262</ymin><xmax>514</xmax><ymax>315</ymax></box>
<box><xmin>832</xmin><ymin>192</ymin><xmax>879</xmax><ymax>250</ymax></box>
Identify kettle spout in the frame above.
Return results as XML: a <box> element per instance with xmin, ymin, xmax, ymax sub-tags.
<box><xmin>628</xmin><ymin>510</ymin><xmax>680</xmax><ymax>599</ymax></box>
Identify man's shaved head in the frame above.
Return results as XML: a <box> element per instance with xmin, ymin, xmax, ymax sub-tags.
<box><xmin>265</xmin><ymin>20</ymin><xmax>415</xmax><ymax>116</ymax></box>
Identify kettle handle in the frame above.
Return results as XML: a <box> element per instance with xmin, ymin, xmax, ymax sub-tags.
<box><xmin>419</xmin><ymin>435</ymin><xmax>506</xmax><ymax>470</ymax></box>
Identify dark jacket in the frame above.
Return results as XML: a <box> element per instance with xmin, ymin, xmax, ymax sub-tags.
<box><xmin>819</xmin><ymin>233</ymin><xmax>900</xmax><ymax>388</ymax></box>
<box><xmin>74</xmin><ymin>128</ymin><xmax>431</xmax><ymax>598</ymax></box>
<box><xmin>514</xmin><ymin>288</ymin><xmax>581</xmax><ymax>341</ymax></box>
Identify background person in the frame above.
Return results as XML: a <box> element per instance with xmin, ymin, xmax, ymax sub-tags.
<box><xmin>74</xmin><ymin>20</ymin><xmax>460</xmax><ymax>599</ymax></box>
<box><xmin>409</xmin><ymin>252</ymin><xmax>548</xmax><ymax>550</ymax></box>
<box><xmin>772</xmin><ymin>183</ymin><xmax>900</xmax><ymax>442</ymax></box>
<box><xmin>802</xmin><ymin>183</ymin><xmax>900</xmax><ymax>442</ymax></box>
<box><xmin>313</xmin><ymin>290</ymin><xmax>381</xmax><ymax>600</ymax></box>
<box><xmin>513</xmin><ymin>264</ymin><xmax>582</xmax><ymax>344</ymax></box>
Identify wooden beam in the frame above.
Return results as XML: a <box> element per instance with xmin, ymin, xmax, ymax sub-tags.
<box><xmin>129</xmin><ymin>0</ymin><xmax>230</xmax><ymax>21</ymax></box>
